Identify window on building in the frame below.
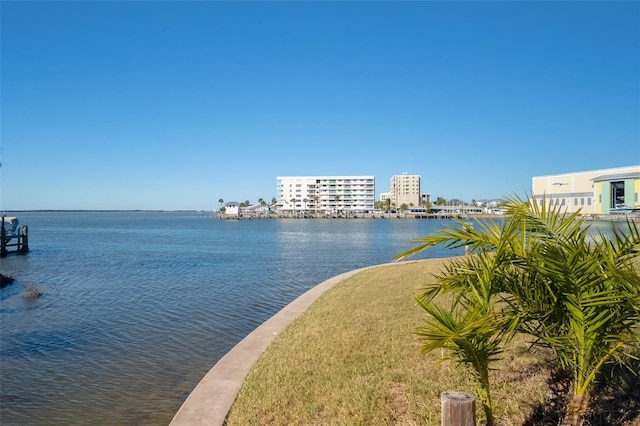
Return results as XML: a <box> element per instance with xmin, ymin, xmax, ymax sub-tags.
<box><xmin>587</xmin><ymin>198</ymin><xmax>591</xmax><ymax>206</ymax></box>
<box><xmin>611</xmin><ymin>181</ymin><xmax>625</xmax><ymax>207</ymax></box>
<box><xmin>581</xmin><ymin>198</ymin><xmax>584</xmax><ymax>206</ymax></box>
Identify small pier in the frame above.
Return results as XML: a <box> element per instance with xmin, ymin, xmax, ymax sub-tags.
<box><xmin>1</xmin><ymin>217</ymin><xmax>29</xmax><ymax>257</ymax></box>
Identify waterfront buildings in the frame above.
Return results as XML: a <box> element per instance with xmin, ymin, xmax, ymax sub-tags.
<box><xmin>231</xmin><ymin>168</ymin><xmax>640</xmax><ymax>219</ymax></box>
<box><xmin>276</xmin><ymin>176</ymin><xmax>375</xmax><ymax>214</ymax></box>
<box><xmin>223</xmin><ymin>201</ymin><xmax>240</xmax><ymax>216</ymax></box>
<box><xmin>389</xmin><ymin>172</ymin><xmax>421</xmax><ymax>208</ymax></box>
<box><xmin>532</xmin><ymin>165</ymin><xmax>640</xmax><ymax>215</ymax></box>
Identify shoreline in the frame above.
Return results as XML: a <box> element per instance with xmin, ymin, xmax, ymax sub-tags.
<box><xmin>169</xmin><ymin>261</ymin><xmax>411</xmax><ymax>426</ymax></box>
<box><xmin>215</xmin><ymin>212</ymin><xmax>639</xmax><ymax>222</ymax></box>
<box><xmin>215</xmin><ymin>212</ymin><xmax>501</xmax><ymax>220</ymax></box>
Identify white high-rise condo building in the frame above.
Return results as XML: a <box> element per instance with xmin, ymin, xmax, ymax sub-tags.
<box><xmin>277</xmin><ymin>176</ymin><xmax>375</xmax><ymax>214</ymax></box>
<box><xmin>389</xmin><ymin>173</ymin><xmax>421</xmax><ymax>208</ymax></box>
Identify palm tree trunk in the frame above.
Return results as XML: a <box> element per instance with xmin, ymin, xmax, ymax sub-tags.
<box><xmin>560</xmin><ymin>393</ymin><xmax>590</xmax><ymax>426</ymax></box>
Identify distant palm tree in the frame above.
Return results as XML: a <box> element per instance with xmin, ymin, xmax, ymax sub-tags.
<box><xmin>258</xmin><ymin>198</ymin><xmax>267</xmax><ymax>217</ymax></box>
<box><xmin>420</xmin><ymin>200</ymin><xmax>432</xmax><ymax>211</ymax></box>
<box><xmin>290</xmin><ymin>198</ymin><xmax>297</xmax><ymax>217</ymax></box>
<box><xmin>218</xmin><ymin>199</ymin><xmax>224</xmax><ymax>209</ymax></box>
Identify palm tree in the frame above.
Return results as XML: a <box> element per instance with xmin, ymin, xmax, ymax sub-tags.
<box><xmin>414</xmin><ymin>251</ymin><xmax>508</xmax><ymax>426</ymax></box>
<box><xmin>218</xmin><ymin>198</ymin><xmax>224</xmax><ymax>209</ymax></box>
<box><xmin>396</xmin><ymin>216</ymin><xmax>522</xmax><ymax>425</ymax></box>
<box><xmin>506</xmin><ymin>198</ymin><xmax>640</xmax><ymax>426</ymax></box>
<box><xmin>395</xmin><ymin>195</ymin><xmax>640</xmax><ymax>426</ymax></box>
<box><xmin>258</xmin><ymin>198</ymin><xmax>266</xmax><ymax>217</ymax></box>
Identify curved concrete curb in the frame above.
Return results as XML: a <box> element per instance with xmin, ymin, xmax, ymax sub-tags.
<box><xmin>170</xmin><ymin>263</ymin><xmax>386</xmax><ymax>425</ymax></box>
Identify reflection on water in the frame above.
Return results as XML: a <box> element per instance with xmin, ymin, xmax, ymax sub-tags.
<box><xmin>1</xmin><ymin>212</ymin><xmax>461</xmax><ymax>425</ymax></box>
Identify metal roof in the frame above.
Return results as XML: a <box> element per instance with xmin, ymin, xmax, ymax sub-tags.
<box><xmin>591</xmin><ymin>172</ymin><xmax>640</xmax><ymax>182</ymax></box>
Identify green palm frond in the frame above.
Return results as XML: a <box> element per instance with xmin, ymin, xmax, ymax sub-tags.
<box><xmin>399</xmin><ymin>194</ymin><xmax>640</xmax><ymax>425</ymax></box>
<box><xmin>415</xmin><ymin>297</ymin><xmax>504</xmax><ymax>426</ymax></box>
<box><xmin>394</xmin><ymin>216</ymin><xmax>507</xmax><ymax>261</ymax></box>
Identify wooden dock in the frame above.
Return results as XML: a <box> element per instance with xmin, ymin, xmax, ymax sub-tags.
<box><xmin>1</xmin><ymin>218</ymin><xmax>29</xmax><ymax>257</ymax></box>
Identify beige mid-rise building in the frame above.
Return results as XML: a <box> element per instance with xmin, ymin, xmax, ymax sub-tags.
<box><xmin>389</xmin><ymin>173</ymin><xmax>421</xmax><ymax>208</ymax></box>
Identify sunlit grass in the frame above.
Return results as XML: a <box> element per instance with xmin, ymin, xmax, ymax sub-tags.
<box><xmin>226</xmin><ymin>258</ymin><xmax>556</xmax><ymax>425</ymax></box>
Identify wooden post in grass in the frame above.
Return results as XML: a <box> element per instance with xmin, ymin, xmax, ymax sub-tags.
<box><xmin>441</xmin><ymin>391</ymin><xmax>475</xmax><ymax>426</ymax></box>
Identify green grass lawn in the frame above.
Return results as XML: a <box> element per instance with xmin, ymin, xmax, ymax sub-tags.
<box><xmin>225</xmin><ymin>258</ymin><xmax>640</xmax><ymax>426</ymax></box>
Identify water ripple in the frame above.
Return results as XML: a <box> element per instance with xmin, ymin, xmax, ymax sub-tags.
<box><xmin>1</xmin><ymin>212</ymin><xmax>462</xmax><ymax>425</ymax></box>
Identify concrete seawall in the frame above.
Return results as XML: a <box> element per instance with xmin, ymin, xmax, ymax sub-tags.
<box><xmin>169</xmin><ymin>264</ymin><xmax>385</xmax><ymax>425</ymax></box>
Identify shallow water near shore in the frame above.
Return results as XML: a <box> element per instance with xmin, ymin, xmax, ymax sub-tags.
<box><xmin>1</xmin><ymin>211</ymin><xmax>465</xmax><ymax>425</ymax></box>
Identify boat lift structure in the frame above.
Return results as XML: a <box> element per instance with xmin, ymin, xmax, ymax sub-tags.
<box><xmin>1</xmin><ymin>216</ymin><xmax>29</xmax><ymax>257</ymax></box>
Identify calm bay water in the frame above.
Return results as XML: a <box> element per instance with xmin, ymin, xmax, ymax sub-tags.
<box><xmin>0</xmin><ymin>211</ymin><xmax>463</xmax><ymax>425</ymax></box>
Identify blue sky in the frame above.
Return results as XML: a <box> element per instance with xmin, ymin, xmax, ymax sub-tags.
<box><xmin>2</xmin><ymin>1</ymin><xmax>639</xmax><ymax>210</ymax></box>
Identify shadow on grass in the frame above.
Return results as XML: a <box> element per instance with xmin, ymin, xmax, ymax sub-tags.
<box><xmin>524</xmin><ymin>359</ymin><xmax>640</xmax><ymax>426</ymax></box>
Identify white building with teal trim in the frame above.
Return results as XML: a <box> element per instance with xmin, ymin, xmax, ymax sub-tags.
<box><xmin>532</xmin><ymin>165</ymin><xmax>640</xmax><ymax>215</ymax></box>
<box><xmin>592</xmin><ymin>169</ymin><xmax>640</xmax><ymax>214</ymax></box>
